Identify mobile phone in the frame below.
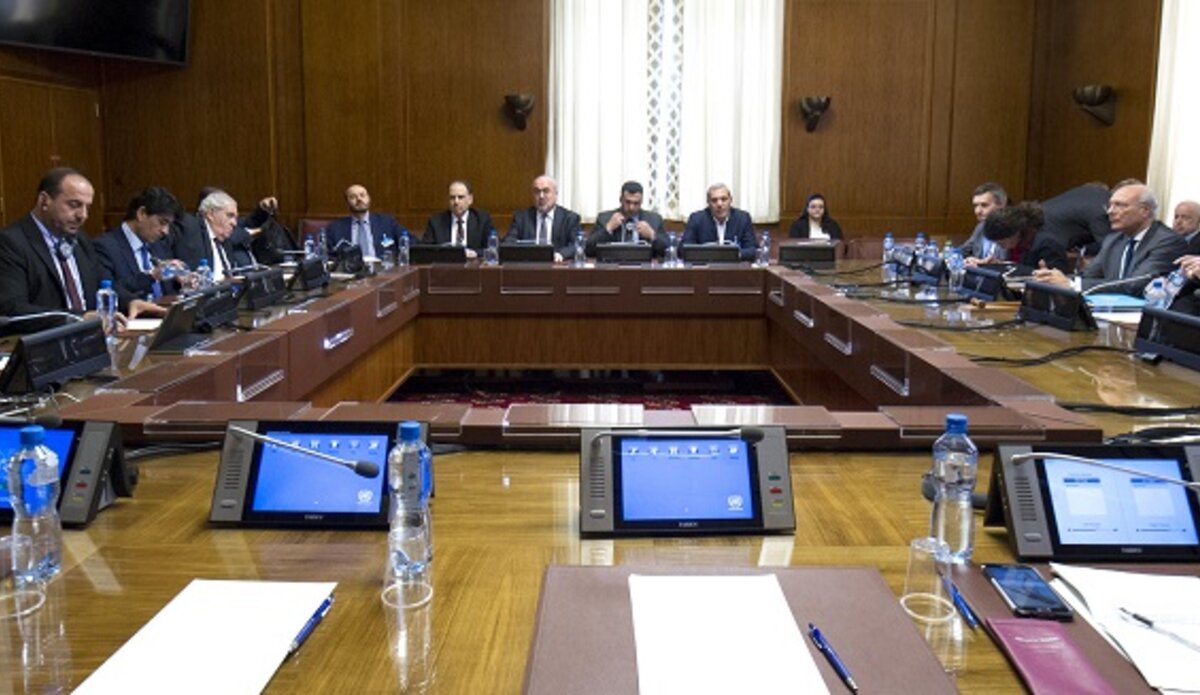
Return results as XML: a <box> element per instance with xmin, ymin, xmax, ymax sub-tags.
<box><xmin>982</xmin><ymin>564</ymin><xmax>1074</xmax><ymax>621</ymax></box>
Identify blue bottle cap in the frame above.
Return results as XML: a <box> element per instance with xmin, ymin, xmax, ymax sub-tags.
<box><xmin>399</xmin><ymin>420</ymin><xmax>422</xmax><ymax>442</ymax></box>
<box><xmin>945</xmin><ymin>413</ymin><xmax>968</xmax><ymax>434</ymax></box>
<box><xmin>100</xmin><ymin>279</ymin><xmax>113</xmax><ymax>289</ymax></box>
<box><xmin>19</xmin><ymin>424</ymin><xmax>45</xmax><ymax>447</ymax></box>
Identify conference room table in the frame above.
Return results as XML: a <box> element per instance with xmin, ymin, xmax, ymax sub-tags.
<box><xmin>2</xmin><ymin>258</ymin><xmax>1198</xmax><ymax>693</ymax></box>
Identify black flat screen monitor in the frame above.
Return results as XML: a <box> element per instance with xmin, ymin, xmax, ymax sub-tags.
<box><xmin>595</xmin><ymin>243</ymin><xmax>653</xmax><ymax>265</ymax></box>
<box><xmin>0</xmin><ymin>424</ymin><xmax>78</xmax><ymax>521</ymax></box>
<box><xmin>959</xmin><ymin>266</ymin><xmax>1008</xmax><ymax>301</ymax></box>
<box><xmin>1133</xmin><ymin>306</ymin><xmax>1200</xmax><ymax>372</ymax></box>
<box><xmin>500</xmin><ymin>244</ymin><xmax>555</xmax><ymax>264</ymax></box>
<box><xmin>410</xmin><ymin>245</ymin><xmax>467</xmax><ymax>265</ymax></box>
<box><xmin>290</xmin><ymin>256</ymin><xmax>330</xmax><ymax>291</ymax></box>
<box><xmin>989</xmin><ymin>443</ymin><xmax>1200</xmax><ymax>562</ymax></box>
<box><xmin>1019</xmin><ymin>280</ymin><xmax>1096</xmax><ymax>331</ymax></box>
<box><xmin>0</xmin><ymin>1</ymin><xmax>191</xmax><ymax>65</ymax></box>
<box><xmin>193</xmin><ymin>284</ymin><xmax>239</xmax><ymax>331</ymax></box>
<box><xmin>239</xmin><ymin>268</ymin><xmax>287</xmax><ymax>310</ymax></box>
<box><xmin>778</xmin><ymin>242</ymin><xmax>836</xmax><ymax>269</ymax></box>
<box><xmin>681</xmin><ymin>244</ymin><xmax>740</xmax><ymax>265</ymax></box>
<box><xmin>0</xmin><ymin>319</ymin><xmax>109</xmax><ymax>394</ymax></box>
<box><xmin>210</xmin><ymin>420</ymin><xmax>401</xmax><ymax>529</ymax></box>
<box><xmin>147</xmin><ymin>293</ymin><xmax>208</xmax><ymax>353</ymax></box>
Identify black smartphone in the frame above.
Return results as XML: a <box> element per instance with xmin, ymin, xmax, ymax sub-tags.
<box><xmin>982</xmin><ymin>564</ymin><xmax>1074</xmax><ymax>621</ymax></box>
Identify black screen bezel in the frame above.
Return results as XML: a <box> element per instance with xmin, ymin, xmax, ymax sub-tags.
<box><xmin>1032</xmin><ymin>445</ymin><xmax>1200</xmax><ymax>561</ymax></box>
<box><xmin>239</xmin><ymin>420</ymin><xmax>397</xmax><ymax>529</ymax></box>
<box><xmin>611</xmin><ymin>434</ymin><xmax>764</xmax><ymax>535</ymax></box>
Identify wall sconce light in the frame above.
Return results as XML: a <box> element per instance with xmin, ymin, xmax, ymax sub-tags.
<box><xmin>504</xmin><ymin>94</ymin><xmax>535</xmax><ymax>130</ymax></box>
<box><xmin>1072</xmin><ymin>85</ymin><xmax>1115</xmax><ymax>126</ymax></box>
<box><xmin>799</xmin><ymin>96</ymin><xmax>831</xmax><ymax>132</ymax></box>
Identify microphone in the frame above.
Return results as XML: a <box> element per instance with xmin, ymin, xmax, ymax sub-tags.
<box><xmin>0</xmin><ymin>414</ymin><xmax>64</xmax><ymax>428</ymax></box>
<box><xmin>1010</xmin><ymin>452</ymin><xmax>1200</xmax><ymax>492</ymax></box>
<box><xmin>622</xmin><ymin>219</ymin><xmax>636</xmax><ymax>243</ymax></box>
<box><xmin>1081</xmin><ymin>273</ymin><xmax>1156</xmax><ymax>295</ymax></box>
<box><xmin>227</xmin><ymin>425</ymin><xmax>380</xmax><ymax>478</ymax></box>
<box><xmin>0</xmin><ymin>311</ymin><xmax>84</xmax><ymax>328</ymax></box>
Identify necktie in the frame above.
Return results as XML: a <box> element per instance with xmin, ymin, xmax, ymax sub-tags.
<box><xmin>539</xmin><ymin>214</ymin><xmax>549</xmax><ymax>245</ymax></box>
<box><xmin>1120</xmin><ymin>237</ymin><xmax>1138</xmax><ymax>279</ymax></box>
<box><xmin>357</xmin><ymin>219</ymin><xmax>374</xmax><ymax>257</ymax></box>
<box><xmin>56</xmin><ymin>247</ymin><xmax>83</xmax><ymax>312</ymax></box>
<box><xmin>139</xmin><ymin>245</ymin><xmax>163</xmax><ymax>299</ymax></box>
<box><xmin>212</xmin><ymin>237</ymin><xmax>230</xmax><ymax>278</ymax></box>
<box><xmin>455</xmin><ymin>218</ymin><xmax>465</xmax><ymax>247</ymax></box>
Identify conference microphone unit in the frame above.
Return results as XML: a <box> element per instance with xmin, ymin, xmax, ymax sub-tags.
<box><xmin>1081</xmin><ymin>273</ymin><xmax>1156</xmax><ymax>295</ymax></box>
<box><xmin>227</xmin><ymin>425</ymin><xmax>380</xmax><ymax>477</ymax></box>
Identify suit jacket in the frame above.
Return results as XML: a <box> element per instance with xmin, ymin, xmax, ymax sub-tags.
<box><xmin>682</xmin><ymin>208</ymin><xmax>757</xmax><ymax>260</ymax></box>
<box><xmin>1013</xmin><ymin>233</ymin><xmax>1069</xmax><ymax>274</ymax></box>
<box><xmin>325</xmin><ymin>212</ymin><xmax>408</xmax><ymax>257</ymax></box>
<box><xmin>587</xmin><ymin>209</ymin><xmax>668</xmax><ymax>257</ymax></box>
<box><xmin>94</xmin><ymin>225</ymin><xmax>176</xmax><ymax>300</ymax></box>
<box><xmin>1184</xmin><ymin>231</ymin><xmax>1200</xmax><ymax>257</ymax></box>
<box><xmin>1171</xmin><ymin>280</ymin><xmax>1200</xmax><ymax>316</ymax></box>
<box><xmin>1081</xmin><ymin>221</ymin><xmax>1185</xmax><ymax>294</ymax></box>
<box><xmin>0</xmin><ymin>214</ymin><xmax>133</xmax><ymax>331</ymax></box>
<box><xmin>506</xmin><ymin>205</ymin><xmax>582</xmax><ymax>259</ymax></box>
<box><xmin>171</xmin><ymin>212</ymin><xmax>257</xmax><ymax>275</ymax></box>
<box><xmin>787</xmin><ymin>216</ymin><xmax>843</xmax><ymax>241</ymax></box>
<box><xmin>422</xmin><ymin>208</ymin><xmax>494</xmax><ymax>250</ymax></box>
<box><xmin>959</xmin><ymin>221</ymin><xmax>997</xmax><ymax>259</ymax></box>
<box><xmin>1040</xmin><ymin>184</ymin><xmax>1113</xmax><ymax>254</ymax></box>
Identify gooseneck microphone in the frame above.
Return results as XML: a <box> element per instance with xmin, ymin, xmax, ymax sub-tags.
<box><xmin>0</xmin><ymin>414</ymin><xmax>64</xmax><ymax>428</ymax></box>
<box><xmin>0</xmin><ymin>311</ymin><xmax>84</xmax><ymax>328</ymax></box>
<box><xmin>1081</xmin><ymin>273</ymin><xmax>1156</xmax><ymax>295</ymax></box>
<box><xmin>1010</xmin><ymin>452</ymin><xmax>1200</xmax><ymax>492</ymax></box>
<box><xmin>228</xmin><ymin>425</ymin><xmax>380</xmax><ymax>478</ymax></box>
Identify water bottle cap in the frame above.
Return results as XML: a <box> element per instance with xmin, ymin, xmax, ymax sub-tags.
<box><xmin>399</xmin><ymin>420</ymin><xmax>422</xmax><ymax>442</ymax></box>
<box><xmin>945</xmin><ymin>413</ymin><xmax>968</xmax><ymax>434</ymax></box>
<box><xmin>198</xmin><ymin>258</ymin><xmax>210</xmax><ymax>267</ymax></box>
<box><xmin>100</xmin><ymin>279</ymin><xmax>112</xmax><ymax>289</ymax></box>
<box><xmin>19</xmin><ymin>424</ymin><xmax>45</xmax><ymax>447</ymax></box>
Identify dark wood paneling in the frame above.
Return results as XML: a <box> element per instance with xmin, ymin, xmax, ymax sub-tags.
<box><xmin>1026</xmin><ymin>0</ymin><xmax>1160</xmax><ymax>198</ymax></box>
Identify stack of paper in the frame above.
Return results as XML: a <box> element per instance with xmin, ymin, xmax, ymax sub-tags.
<box><xmin>75</xmin><ymin>579</ymin><xmax>336</xmax><ymax>695</ymax></box>
<box><xmin>1051</xmin><ymin>564</ymin><xmax>1200</xmax><ymax>693</ymax></box>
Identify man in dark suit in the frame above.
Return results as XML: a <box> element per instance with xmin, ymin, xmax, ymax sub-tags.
<box><xmin>681</xmin><ymin>183</ymin><xmax>757</xmax><ymax>260</ymax></box>
<box><xmin>586</xmin><ymin>180</ymin><xmax>668</xmax><ymax>258</ymax></box>
<box><xmin>324</xmin><ymin>184</ymin><xmax>408</xmax><ymax>258</ymax></box>
<box><xmin>1173</xmin><ymin>254</ymin><xmax>1200</xmax><ymax>315</ymax></box>
<box><xmin>95</xmin><ymin>186</ymin><xmax>186</xmax><ymax>301</ymax></box>
<box><xmin>980</xmin><ymin>202</ymin><xmax>1068</xmax><ymax>273</ymax></box>
<box><xmin>506</xmin><ymin>175</ymin><xmax>581</xmax><ymax>262</ymax></box>
<box><xmin>422</xmin><ymin>180</ymin><xmax>495</xmax><ymax>259</ymax></box>
<box><xmin>960</xmin><ymin>182</ymin><xmax>1007</xmax><ymax>261</ymax></box>
<box><xmin>1038</xmin><ymin>182</ymin><xmax>1113</xmax><ymax>256</ymax></box>
<box><xmin>1033</xmin><ymin>183</ymin><xmax>1185</xmax><ymax>295</ymax></box>
<box><xmin>0</xmin><ymin>168</ymin><xmax>163</xmax><ymax>333</ymax></box>
<box><xmin>171</xmin><ymin>187</ymin><xmax>277</xmax><ymax>272</ymax></box>
<box><xmin>1172</xmin><ymin>200</ymin><xmax>1200</xmax><ymax>256</ymax></box>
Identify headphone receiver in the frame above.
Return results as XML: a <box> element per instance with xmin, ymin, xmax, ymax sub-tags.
<box><xmin>56</xmin><ymin>235</ymin><xmax>77</xmax><ymax>260</ymax></box>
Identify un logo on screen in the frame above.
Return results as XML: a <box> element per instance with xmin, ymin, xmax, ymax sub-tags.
<box><xmin>357</xmin><ymin>489</ymin><xmax>374</xmax><ymax>506</ymax></box>
<box><xmin>727</xmin><ymin>495</ymin><xmax>744</xmax><ymax>512</ymax></box>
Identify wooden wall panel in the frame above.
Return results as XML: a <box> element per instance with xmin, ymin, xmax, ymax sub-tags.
<box><xmin>1026</xmin><ymin>0</ymin><xmax>1160</xmax><ymax>199</ymax></box>
<box><xmin>782</xmin><ymin>0</ymin><xmax>935</xmax><ymax>227</ymax></box>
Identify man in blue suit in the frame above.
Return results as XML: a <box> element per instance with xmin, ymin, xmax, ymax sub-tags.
<box><xmin>681</xmin><ymin>183</ymin><xmax>758</xmax><ymax>260</ymax></box>
<box><xmin>324</xmin><ymin>184</ymin><xmax>408</xmax><ymax>259</ymax></box>
<box><xmin>95</xmin><ymin>186</ymin><xmax>187</xmax><ymax>300</ymax></box>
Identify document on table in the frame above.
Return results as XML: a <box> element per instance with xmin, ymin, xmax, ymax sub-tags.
<box><xmin>628</xmin><ymin>574</ymin><xmax>830</xmax><ymax>695</ymax></box>
<box><xmin>1051</xmin><ymin>564</ymin><xmax>1200</xmax><ymax>693</ymax></box>
<box><xmin>124</xmin><ymin>318</ymin><xmax>163</xmax><ymax>332</ymax></box>
<box><xmin>75</xmin><ymin>579</ymin><xmax>337</xmax><ymax>695</ymax></box>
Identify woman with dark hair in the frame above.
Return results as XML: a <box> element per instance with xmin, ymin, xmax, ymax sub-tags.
<box><xmin>788</xmin><ymin>193</ymin><xmax>843</xmax><ymax>241</ymax></box>
<box><xmin>982</xmin><ymin>201</ymin><xmax>1069</xmax><ymax>273</ymax></box>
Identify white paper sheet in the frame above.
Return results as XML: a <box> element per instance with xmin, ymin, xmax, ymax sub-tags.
<box><xmin>75</xmin><ymin>579</ymin><xmax>337</xmax><ymax>695</ymax></box>
<box><xmin>124</xmin><ymin>318</ymin><xmax>163</xmax><ymax>332</ymax></box>
<box><xmin>1052</xmin><ymin>564</ymin><xmax>1200</xmax><ymax>692</ymax></box>
<box><xmin>628</xmin><ymin>574</ymin><xmax>830</xmax><ymax>695</ymax></box>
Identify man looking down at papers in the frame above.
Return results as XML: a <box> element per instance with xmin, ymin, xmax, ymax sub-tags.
<box><xmin>980</xmin><ymin>201</ymin><xmax>1069</xmax><ymax>273</ymax></box>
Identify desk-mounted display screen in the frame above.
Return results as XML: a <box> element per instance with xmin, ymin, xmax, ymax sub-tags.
<box><xmin>0</xmin><ymin>425</ymin><xmax>77</xmax><ymax>516</ymax></box>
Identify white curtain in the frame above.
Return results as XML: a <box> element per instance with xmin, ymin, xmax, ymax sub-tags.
<box><xmin>1146</xmin><ymin>0</ymin><xmax>1200</xmax><ymax>220</ymax></box>
<box><xmin>548</xmin><ymin>0</ymin><xmax>784</xmax><ymax>221</ymax></box>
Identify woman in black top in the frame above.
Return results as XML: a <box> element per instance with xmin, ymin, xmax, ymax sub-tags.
<box><xmin>788</xmin><ymin>193</ymin><xmax>843</xmax><ymax>241</ymax></box>
<box><xmin>982</xmin><ymin>201</ymin><xmax>1069</xmax><ymax>274</ymax></box>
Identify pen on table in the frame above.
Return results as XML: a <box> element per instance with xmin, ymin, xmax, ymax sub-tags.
<box><xmin>288</xmin><ymin>595</ymin><xmax>335</xmax><ymax>657</ymax></box>
<box><xmin>939</xmin><ymin>571</ymin><xmax>979</xmax><ymax>630</ymax></box>
<box><xmin>808</xmin><ymin>623</ymin><xmax>859</xmax><ymax>693</ymax></box>
<box><xmin>1119</xmin><ymin>607</ymin><xmax>1200</xmax><ymax>653</ymax></box>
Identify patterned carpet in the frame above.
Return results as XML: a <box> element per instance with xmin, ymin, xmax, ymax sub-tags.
<box><xmin>387</xmin><ymin>369</ymin><xmax>794</xmax><ymax>410</ymax></box>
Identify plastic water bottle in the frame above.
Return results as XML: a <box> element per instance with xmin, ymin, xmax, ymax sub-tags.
<box><xmin>484</xmin><ymin>230</ymin><xmax>500</xmax><ymax>266</ymax></box>
<box><xmin>914</xmin><ymin>232</ymin><xmax>927</xmax><ymax>256</ymax></box>
<box><xmin>754</xmin><ymin>230</ymin><xmax>771</xmax><ymax>267</ymax></box>
<box><xmin>1164</xmin><ymin>269</ymin><xmax>1186</xmax><ymax>305</ymax></box>
<box><xmin>947</xmin><ymin>247</ymin><xmax>966</xmax><ymax>293</ymax></box>
<box><xmin>1143</xmin><ymin>278</ymin><xmax>1169</xmax><ymax>310</ymax></box>
<box><xmin>929</xmin><ymin>413</ymin><xmax>978</xmax><ymax>564</ymax></box>
<box><xmin>196</xmin><ymin>258</ymin><xmax>214</xmax><ymax>289</ymax></box>
<box><xmin>882</xmin><ymin>232</ymin><xmax>897</xmax><ymax>282</ymax></box>
<box><xmin>380</xmin><ymin>232</ymin><xmax>395</xmax><ymax>270</ymax></box>
<box><xmin>663</xmin><ymin>231</ymin><xmax>680</xmax><ymax>268</ymax></box>
<box><xmin>398</xmin><ymin>231</ymin><xmax>411</xmax><ymax>268</ymax></box>
<box><xmin>317</xmin><ymin>228</ymin><xmax>329</xmax><ymax>262</ymax></box>
<box><xmin>6</xmin><ymin>425</ymin><xmax>63</xmax><ymax>588</ymax></box>
<box><xmin>573</xmin><ymin>230</ymin><xmax>586</xmax><ymax>267</ymax></box>
<box><xmin>303</xmin><ymin>237</ymin><xmax>315</xmax><ymax>259</ymax></box>
<box><xmin>387</xmin><ymin>421</ymin><xmax>433</xmax><ymax>589</ymax></box>
<box><xmin>95</xmin><ymin>279</ymin><xmax>119</xmax><ymax>344</ymax></box>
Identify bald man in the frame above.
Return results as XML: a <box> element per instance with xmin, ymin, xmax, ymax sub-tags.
<box><xmin>324</xmin><ymin>184</ymin><xmax>409</xmax><ymax>258</ymax></box>
<box><xmin>1174</xmin><ymin>200</ymin><xmax>1200</xmax><ymax>255</ymax></box>
<box><xmin>506</xmin><ymin>175</ymin><xmax>582</xmax><ymax>262</ymax></box>
<box><xmin>1033</xmin><ymin>182</ymin><xmax>1185</xmax><ymax>296</ymax></box>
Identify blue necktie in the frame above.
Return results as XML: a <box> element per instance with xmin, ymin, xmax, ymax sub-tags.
<box><xmin>1120</xmin><ymin>237</ymin><xmax>1138</xmax><ymax>279</ymax></box>
<box><xmin>140</xmin><ymin>246</ymin><xmax>163</xmax><ymax>299</ymax></box>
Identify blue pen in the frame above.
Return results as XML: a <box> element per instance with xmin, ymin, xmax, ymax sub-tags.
<box><xmin>940</xmin><ymin>572</ymin><xmax>980</xmax><ymax>630</ymax></box>
<box><xmin>288</xmin><ymin>595</ymin><xmax>335</xmax><ymax>657</ymax></box>
<box><xmin>808</xmin><ymin>623</ymin><xmax>858</xmax><ymax>693</ymax></box>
